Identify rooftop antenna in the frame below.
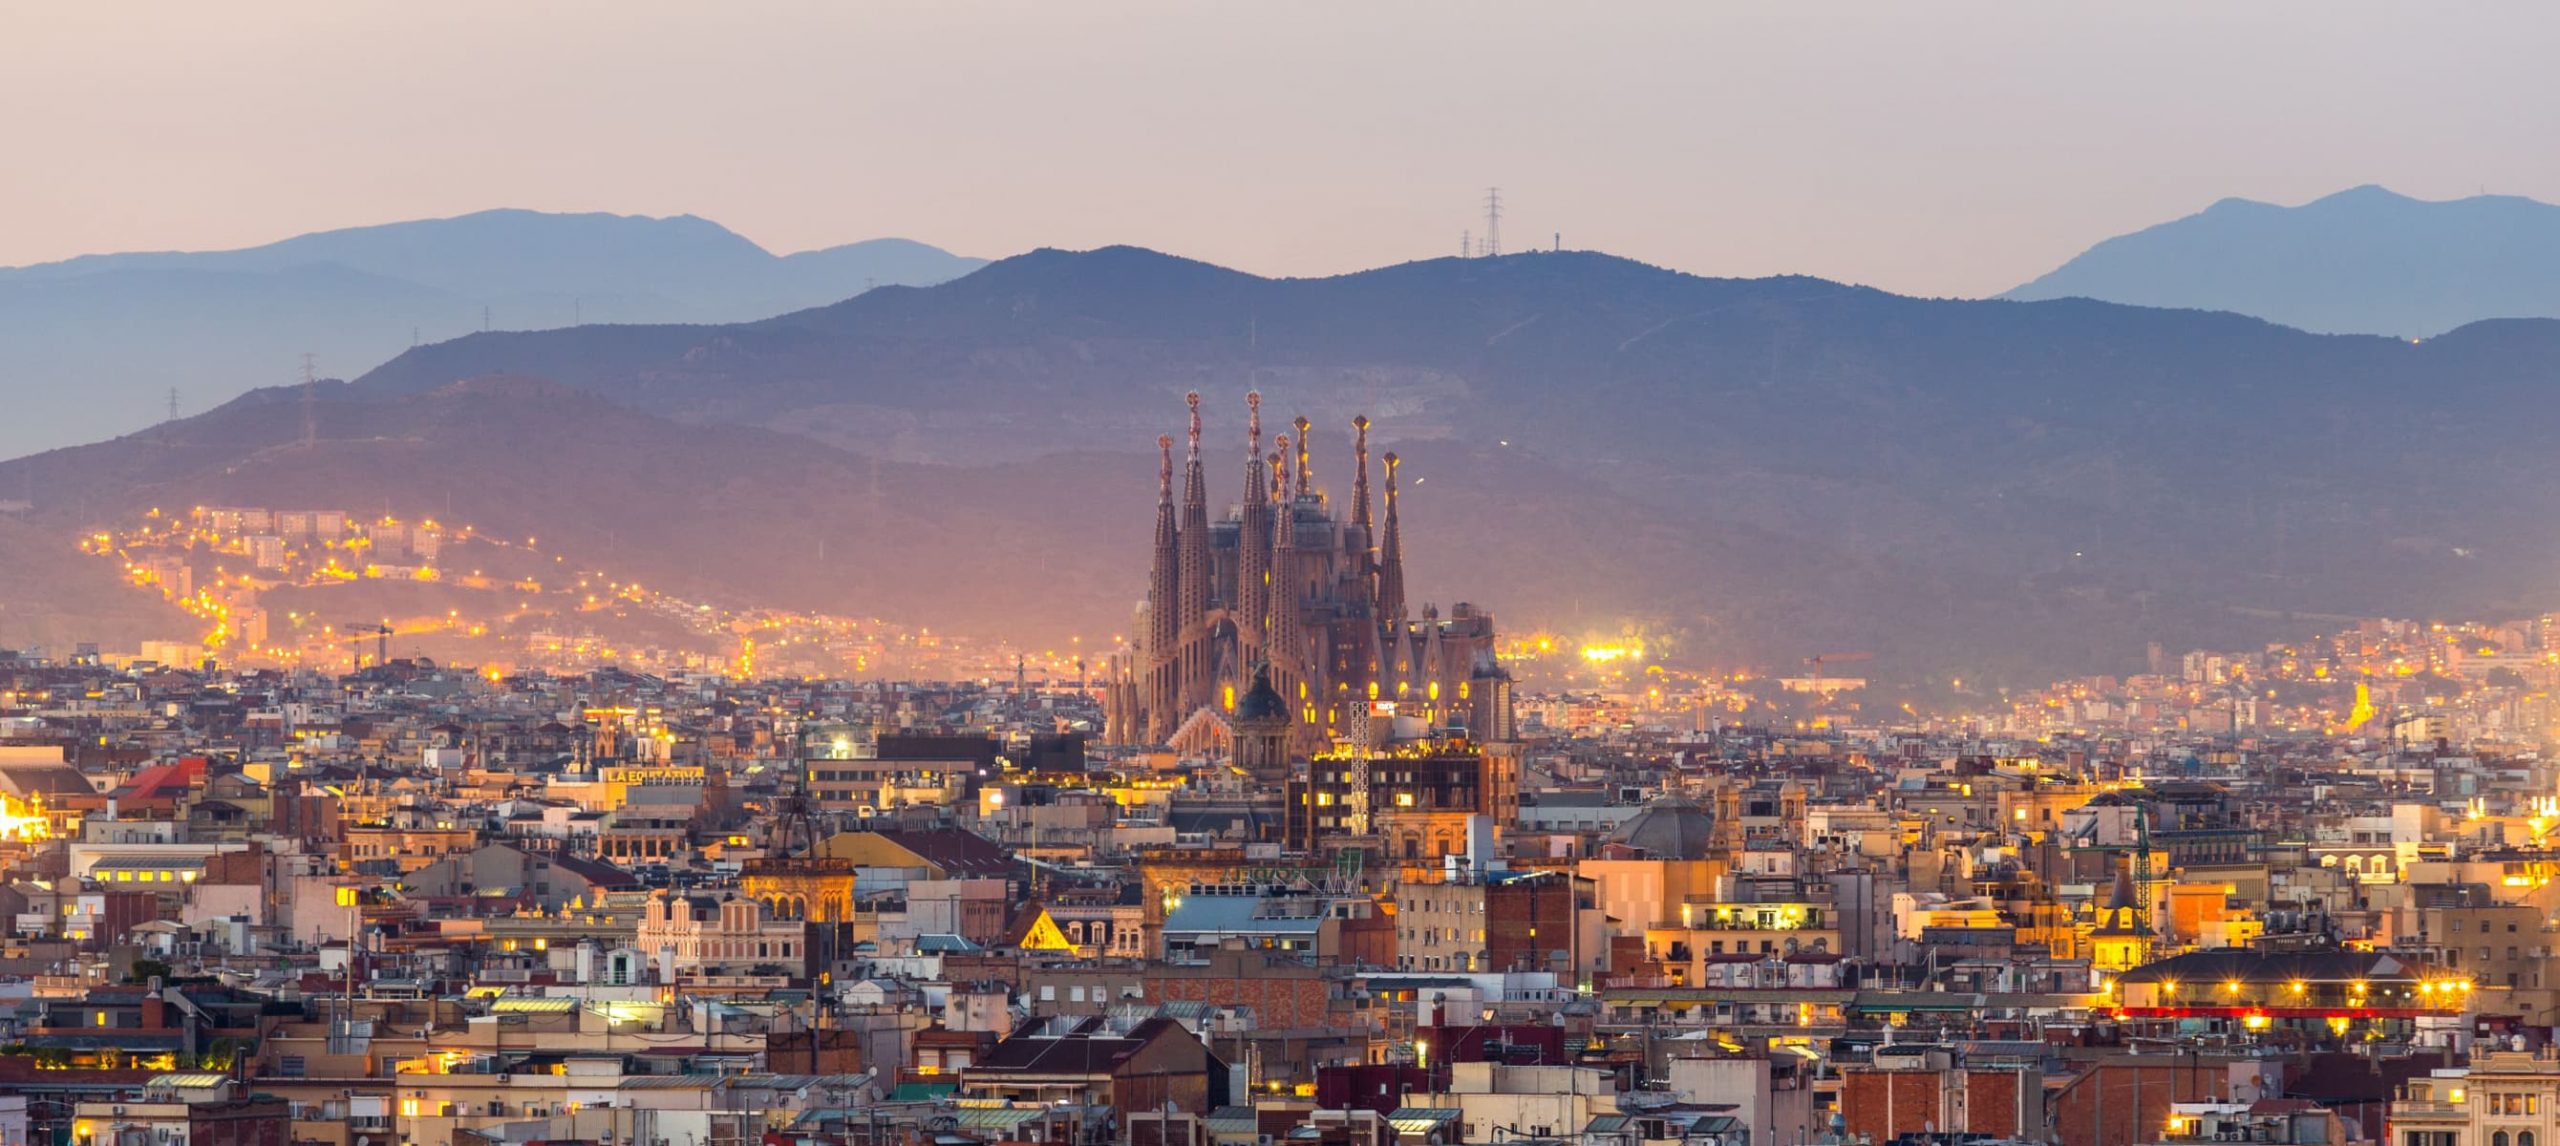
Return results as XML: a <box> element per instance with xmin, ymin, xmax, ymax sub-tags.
<box><xmin>301</xmin><ymin>353</ymin><xmax>319</xmax><ymax>448</ymax></box>
<box><xmin>1482</xmin><ymin>187</ymin><xmax>1502</xmax><ymax>257</ymax></box>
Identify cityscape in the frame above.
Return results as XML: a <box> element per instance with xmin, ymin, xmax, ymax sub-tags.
<box><xmin>13</xmin><ymin>9</ymin><xmax>2560</xmax><ymax>1146</ymax></box>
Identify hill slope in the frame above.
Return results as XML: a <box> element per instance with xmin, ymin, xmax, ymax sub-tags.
<box><xmin>2003</xmin><ymin>185</ymin><xmax>2560</xmax><ymax>336</ymax></box>
<box><xmin>0</xmin><ymin>211</ymin><xmax>986</xmax><ymax>459</ymax></box>
<box><xmin>21</xmin><ymin>246</ymin><xmax>2560</xmax><ymax>687</ymax></box>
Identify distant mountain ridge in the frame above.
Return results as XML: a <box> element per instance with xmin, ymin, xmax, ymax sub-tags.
<box><xmin>2003</xmin><ymin>185</ymin><xmax>2560</xmax><ymax>336</ymax></box>
<box><xmin>0</xmin><ymin>209</ymin><xmax>986</xmax><ymax>459</ymax></box>
<box><xmin>17</xmin><ymin>244</ymin><xmax>2560</xmax><ymax>690</ymax></box>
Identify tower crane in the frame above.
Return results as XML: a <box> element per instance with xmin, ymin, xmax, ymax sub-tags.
<box><xmin>2067</xmin><ymin>791</ymin><xmax>2159</xmax><ymax>966</ymax></box>
<box><xmin>340</xmin><ymin>621</ymin><xmax>390</xmax><ymax>669</ymax></box>
<box><xmin>1794</xmin><ymin>652</ymin><xmax>1876</xmax><ymax>715</ymax></box>
<box><xmin>1803</xmin><ymin>651</ymin><xmax>1874</xmax><ymax>674</ymax></box>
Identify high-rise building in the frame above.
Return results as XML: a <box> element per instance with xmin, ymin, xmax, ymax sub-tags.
<box><xmin>1101</xmin><ymin>393</ymin><xmax>1511</xmax><ymax>753</ymax></box>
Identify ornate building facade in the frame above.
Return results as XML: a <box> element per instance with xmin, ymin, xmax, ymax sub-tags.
<box><xmin>1102</xmin><ymin>392</ymin><xmax>1510</xmax><ymax>751</ymax></box>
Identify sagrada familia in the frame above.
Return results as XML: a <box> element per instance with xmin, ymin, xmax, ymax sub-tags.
<box><xmin>1101</xmin><ymin>392</ymin><xmax>1510</xmax><ymax>753</ymax></box>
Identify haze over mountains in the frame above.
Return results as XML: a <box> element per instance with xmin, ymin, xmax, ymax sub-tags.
<box><xmin>13</xmin><ymin>244</ymin><xmax>2560</xmax><ymax>689</ymax></box>
<box><xmin>2005</xmin><ymin>185</ymin><xmax>2560</xmax><ymax>337</ymax></box>
<box><xmin>0</xmin><ymin>210</ymin><xmax>985</xmax><ymax>459</ymax></box>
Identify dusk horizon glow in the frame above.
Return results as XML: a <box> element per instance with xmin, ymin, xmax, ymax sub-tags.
<box><xmin>11</xmin><ymin>2</ymin><xmax>2559</xmax><ymax>297</ymax></box>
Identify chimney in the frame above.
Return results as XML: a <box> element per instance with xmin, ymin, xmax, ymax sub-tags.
<box><xmin>143</xmin><ymin>978</ymin><xmax>168</xmax><ymax>1030</ymax></box>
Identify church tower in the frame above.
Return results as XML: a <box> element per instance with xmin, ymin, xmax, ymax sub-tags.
<box><xmin>1143</xmin><ymin>435</ymin><xmax>1179</xmax><ymax>744</ymax></box>
<box><xmin>1235</xmin><ymin>393</ymin><xmax>1271</xmax><ymax>670</ymax></box>
<box><xmin>1176</xmin><ymin>393</ymin><xmax>1214</xmax><ymax>716</ymax></box>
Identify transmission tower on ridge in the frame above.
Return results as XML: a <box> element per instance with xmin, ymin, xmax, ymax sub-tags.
<box><xmin>1482</xmin><ymin>187</ymin><xmax>1503</xmax><ymax>257</ymax></box>
<box><xmin>300</xmin><ymin>353</ymin><xmax>318</xmax><ymax>448</ymax></box>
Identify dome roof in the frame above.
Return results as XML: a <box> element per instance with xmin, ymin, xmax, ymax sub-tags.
<box><xmin>1234</xmin><ymin>665</ymin><xmax>1289</xmax><ymax>724</ymax></box>
<box><xmin>1606</xmin><ymin>798</ymin><xmax>1716</xmax><ymax>860</ymax></box>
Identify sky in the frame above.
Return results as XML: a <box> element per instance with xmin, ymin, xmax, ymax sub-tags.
<box><xmin>7</xmin><ymin>2</ymin><xmax>2560</xmax><ymax>298</ymax></box>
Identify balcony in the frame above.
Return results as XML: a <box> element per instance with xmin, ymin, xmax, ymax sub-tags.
<box><xmin>2387</xmin><ymin>1099</ymin><xmax>2464</xmax><ymax>1119</ymax></box>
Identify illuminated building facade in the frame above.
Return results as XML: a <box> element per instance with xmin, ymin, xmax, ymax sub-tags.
<box><xmin>2109</xmin><ymin>948</ymin><xmax>2468</xmax><ymax>1038</ymax></box>
<box><xmin>2389</xmin><ymin>1048</ymin><xmax>2560</xmax><ymax>1146</ymax></box>
<box><xmin>1644</xmin><ymin>901</ymin><xmax>1841</xmax><ymax>983</ymax></box>
<box><xmin>1102</xmin><ymin>393</ymin><xmax>1510</xmax><ymax>751</ymax></box>
<box><xmin>632</xmin><ymin>888</ymin><xmax>806</xmax><ymax>977</ymax></box>
<box><xmin>1283</xmin><ymin>735</ymin><xmax>1519</xmax><ymax>858</ymax></box>
<box><xmin>738</xmin><ymin>857</ymin><xmax>857</xmax><ymax>922</ymax></box>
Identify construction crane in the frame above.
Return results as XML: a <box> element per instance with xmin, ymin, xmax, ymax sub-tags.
<box><xmin>1803</xmin><ymin>651</ymin><xmax>1874</xmax><ymax>674</ymax></box>
<box><xmin>341</xmin><ymin>621</ymin><xmax>390</xmax><ymax>669</ymax></box>
<box><xmin>1791</xmin><ymin>652</ymin><xmax>1876</xmax><ymax>717</ymax></box>
<box><xmin>2067</xmin><ymin>790</ymin><xmax>2159</xmax><ymax>966</ymax></box>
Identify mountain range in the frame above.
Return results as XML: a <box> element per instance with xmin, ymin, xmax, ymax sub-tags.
<box><xmin>13</xmin><ymin>244</ymin><xmax>2560</xmax><ymax>691</ymax></box>
<box><xmin>2005</xmin><ymin>185</ymin><xmax>2560</xmax><ymax>337</ymax></box>
<box><xmin>0</xmin><ymin>210</ymin><xmax>985</xmax><ymax>460</ymax></box>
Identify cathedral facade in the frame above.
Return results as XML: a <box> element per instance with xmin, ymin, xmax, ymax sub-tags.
<box><xmin>1102</xmin><ymin>392</ymin><xmax>1510</xmax><ymax>754</ymax></box>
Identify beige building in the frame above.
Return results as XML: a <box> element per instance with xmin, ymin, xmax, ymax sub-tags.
<box><xmin>632</xmin><ymin>889</ymin><xmax>807</xmax><ymax>977</ymax></box>
<box><xmin>1409</xmin><ymin>1063</ymin><xmax>1621</xmax><ymax>1144</ymax></box>
<box><xmin>2390</xmin><ymin>1049</ymin><xmax>2560</xmax><ymax>1146</ymax></box>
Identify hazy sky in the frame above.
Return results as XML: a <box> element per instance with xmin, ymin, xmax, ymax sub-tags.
<box><xmin>8</xmin><ymin>2</ymin><xmax>2558</xmax><ymax>297</ymax></box>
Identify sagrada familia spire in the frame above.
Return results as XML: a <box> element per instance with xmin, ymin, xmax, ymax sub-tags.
<box><xmin>1103</xmin><ymin>393</ymin><xmax>1509</xmax><ymax>758</ymax></box>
